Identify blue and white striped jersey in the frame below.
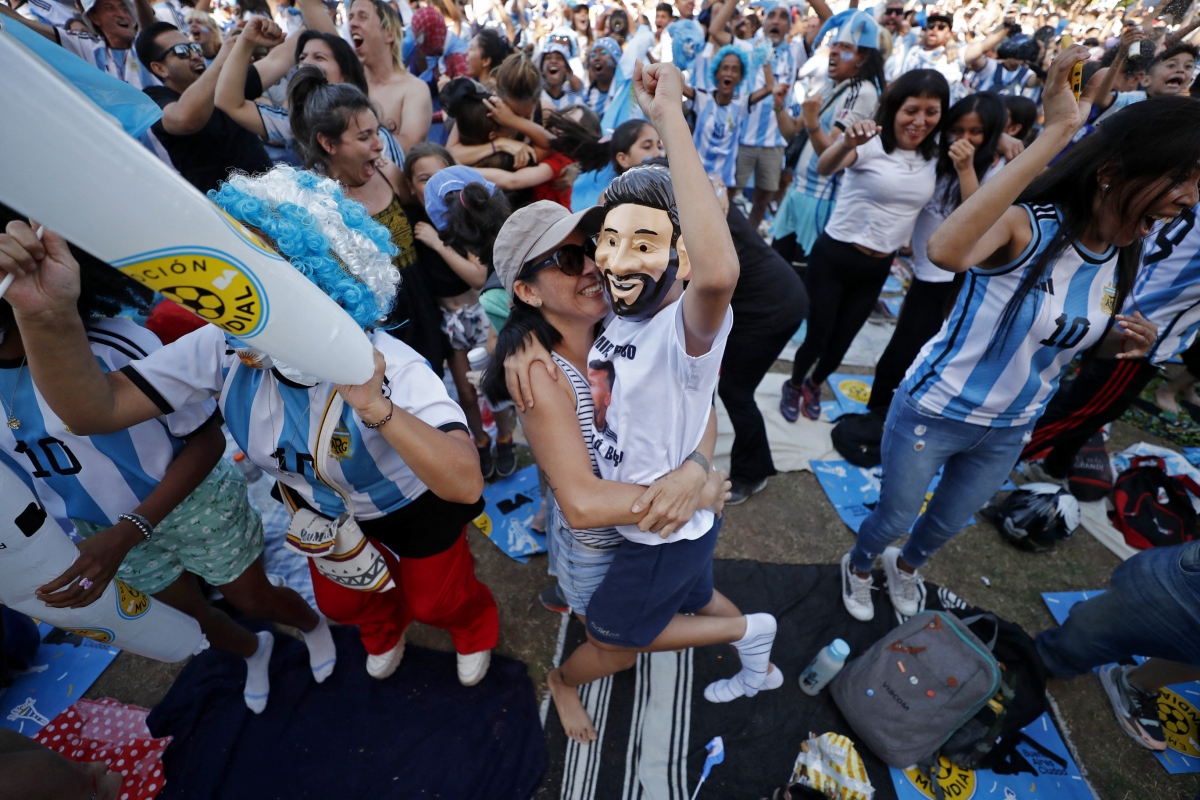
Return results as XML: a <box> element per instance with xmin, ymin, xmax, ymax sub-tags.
<box><xmin>968</xmin><ymin>58</ymin><xmax>1035</xmax><ymax>96</ymax></box>
<box><xmin>582</xmin><ymin>83</ymin><xmax>612</xmax><ymax>118</ymax></box>
<box><xmin>787</xmin><ymin>78</ymin><xmax>879</xmax><ymax>198</ymax></box>
<box><xmin>123</xmin><ymin>325</ymin><xmax>469</xmax><ymax>520</ymax></box>
<box><xmin>738</xmin><ymin>44</ymin><xmax>796</xmax><ymax>148</ymax></box>
<box><xmin>19</xmin><ymin>0</ymin><xmax>77</xmax><ymax>27</ymax></box>
<box><xmin>1134</xmin><ymin>204</ymin><xmax>1200</xmax><ymax>364</ymax></box>
<box><xmin>0</xmin><ymin>318</ymin><xmax>215</xmax><ymax>529</ymax></box>
<box><xmin>692</xmin><ymin>89</ymin><xmax>748</xmax><ymax>187</ymax></box>
<box><xmin>903</xmin><ymin>204</ymin><xmax>1119</xmax><ymax>427</ymax></box>
<box><xmin>544</xmin><ymin>88</ymin><xmax>583</xmax><ymax>112</ymax></box>
<box><xmin>56</xmin><ymin>29</ymin><xmax>158</xmax><ymax>90</ymax></box>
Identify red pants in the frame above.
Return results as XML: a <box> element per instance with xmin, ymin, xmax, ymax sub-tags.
<box><xmin>308</xmin><ymin>528</ymin><xmax>499</xmax><ymax>656</ymax></box>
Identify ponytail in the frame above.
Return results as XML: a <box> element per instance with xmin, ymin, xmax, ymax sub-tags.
<box><xmin>288</xmin><ymin>66</ymin><xmax>378</xmax><ymax>170</ymax></box>
<box><xmin>439</xmin><ymin>183</ymin><xmax>512</xmax><ymax>268</ymax></box>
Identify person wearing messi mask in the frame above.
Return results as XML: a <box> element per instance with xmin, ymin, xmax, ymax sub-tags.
<box><xmin>0</xmin><ymin>166</ymin><xmax>500</xmax><ymax>688</ymax></box>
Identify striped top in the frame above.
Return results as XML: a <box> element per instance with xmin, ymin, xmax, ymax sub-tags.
<box><xmin>550</xmin><ymin>351</ymin><xmax>622</xmax><ymax>548</ymax></box>
<box><xmin>0</xmin><ymin>318</ymin><xmax>215</xmax><ymax>529</ymax></box>
<box><xmin>738</xmin><ymin>44</ymin><xmax>797</xmax><ymax>148</ymax></box>
<box><xmin>123</xmin><ymin>325</ymin><xmax>469</xmax><ymax>520</ymax></box>
<box><xmin>903</xmin><ymin>203</ymin><xmax>1119</xmax><ymax>427</ymax></box>
<box><xmin>582</xmin><ymin>83</ymin><xmax>612</xmax><ymax>118</ymax></box>
<box><xmin>1134</xmin><ymin>204</ymin><xmax>1200</xmax><ymax>365</ymax></box>
<box><xmin>544</xmin><ymin>88</ymin><xmax>584</xmax><ymax>111</ymax></box>
<box><xmin>787</xmin><ymin>78</ymin><xmax>880</xmax><ymax>200</ymax></box>
<box><xmin>692</xmin><ymin>89</ymin><xmax>748</xmax><ymax>187</ymax></box>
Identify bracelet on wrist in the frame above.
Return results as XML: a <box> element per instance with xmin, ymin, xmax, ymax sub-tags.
<box><xmin>684</xmin><ymin>451</ymin><xmax>711</xmax><ymax>474</ymax></box>
<box><xmin>118</xmin><ymin>512</ymin><xmax>154</xmax><ymax>543</ymax></box>
<box><xmin>362</xmin><ymin>401</ymin><xmax>394</xmax><ymax>429</ymax></box>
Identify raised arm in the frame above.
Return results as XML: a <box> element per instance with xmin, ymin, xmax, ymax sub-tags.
<box><xmin>706</xmin><ymin>0</ymin><xmax>739</xmax><ymax>47</ymax></box>
<box><xmin>963</xmin><ymin>24</ymin><xmax>1008</xmax><ymax>71</ymax></box>
<box><xmin>747</xmin><ymin>61</ymin><xmax>775</xmax><ymax>105</ymax></box>
<box><xmin>0</xmin><ymin>5</ymin><xmax>58</xmax><ymax>41</ymax></box>
<box><xmin>807</xmin><ymin>0</ymin><xmax>834</xmax><ymax>24</ymax></box>
<box><xmin>132</xmin><ymin>0</ymin><xmax>156</xmax><ymax>33</ymax></box>
<box><xmin>0</xmin><ymin>223</ymin><xmax>164</xmax><ymax>434</ymax></box>
<box><xmin>215</xmin><ymin>18</ymin><xmax>286</xmax><ymax>137</ymax></box>
<box><xmin>296</xmin><ymin>0</ymin><xmax>339</xmax><ymax>35</ymax></box>
<box><xmin>816</xmin><ymin>119</ymin><xmax>879</xmax><ymax>175</ymax></box>
<box><xmin>159</xmin><ymin>35</ymin><xmax>237</xmax><ymax>135</ymax></box>
<box><xmin>928</xmin><ymin>46</ymin><xmax>1097</xmax><ymax>273</ymax></box>
<box><xmin>634</xmin><ymin>61</ymin><xmax>738</xmax><ymax>355</ymax></box>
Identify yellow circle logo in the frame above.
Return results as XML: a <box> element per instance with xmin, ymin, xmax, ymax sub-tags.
<box><xmin>473</xmin><ymin>513</ymin><xmax>493</xmax><ymax>537</ymax></box>
<box><xmin>1159</xmin><ymin>689</ymin><xmax>1200</xmax><ymax>757</ymax></box>
<box><xmin>115</xmin><ymin>580</ymin><xmax>151</xmax><ymax>620</ymax></box>
<box><xmin>64</xmin><ymin>627</ymin><xmax>114</xmax><ymax>644</ymax></box>
<box><xmin>117</xmin><ymin>249</ymin><xmax>266</xmax><ymax>336</ymax></box>
<box><xmin>903</xmin><ymin>756</ymin><xmax>977</xmax><ymax>800</ymax></box>
<box><xmin>838</xmin><ymin>379</ymin><xmax>873</xmax><ymax>405</ymax></box>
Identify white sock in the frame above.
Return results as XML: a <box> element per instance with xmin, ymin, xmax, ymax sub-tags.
<box><xmin>732</xmin><ymin>613</ymin><xmax>777</xmax><ymax>694</ymax></box>
<box><xmin>301</xmin><ymin>614</ymin><xmax>337</xmax><ymax>683</ymax></box>
<box><xmin>243</xmin><ymin>631</ymin><xmax>274</xmax><ymax>715</ymax></box>
<box><xmin>704</xmin><ymin>662</ymin><xmax>783</xmax><ymax>703</ymax></box>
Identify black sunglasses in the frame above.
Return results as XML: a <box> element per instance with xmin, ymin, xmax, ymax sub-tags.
<box><xmin>155</xmin><ymin>41</ymin><xmax>204</xmax><ymax>62</ymax></box>
<box><xmin>521</xmin><ymin>244</ymin><xmax>590</xmax><ymax>280</ymax></box>
<box><xmin>927</xmin><ymin>21</ymin><xmax>950</xmax><ymax>30</ymax></box>
<box><xmin>884</xmin><ymin>7</ymin><xmax>904</xmax><ymax>15</ymax></box>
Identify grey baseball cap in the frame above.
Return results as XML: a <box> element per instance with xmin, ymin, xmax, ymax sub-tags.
<box><xmin>493</xmin><ymin>201</ymin><xmax>605</xmax><ymax>297</ymax></box>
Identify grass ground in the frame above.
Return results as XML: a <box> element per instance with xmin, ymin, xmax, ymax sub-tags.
<box><xmin>83</xmin><ymin>377</ymin><xmax>1200</xmax><ymax>800</ymax></box>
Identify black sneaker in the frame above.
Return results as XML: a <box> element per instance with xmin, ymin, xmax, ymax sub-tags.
<box><xmin>540</xmin><ymin>584</ymin><xmax>568</xmax><ymax>613</ymax></box>
<box><xmin>496</xmin><ymin>440</ymin><xmax>517</xmax><ymax>477</ymax></box>
<box><xmin>1099</xmin><ymin>663</ymin><xmax>1168</xmax><ymax>751</ymax></box>
<box><xmin>477</xmin><ymin>442</ymin><xmax>495</xmax><ymax>480</ymax></box>
<box><xmin>727</xmin><ymin>477</ymin><xmax>768</xmax><ymax>506</ymax></box>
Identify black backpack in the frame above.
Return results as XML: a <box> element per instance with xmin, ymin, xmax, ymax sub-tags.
<box><xmin>831</xmin><ymin>412</ymin><xmax>884</xmax><ymax>468</ymax></box>
<box><xmin>1067</xmin><ymin>432</ymin><xmax>1115</xmax><ymax>502</ymax></box>
<box><xmin>1112</xmin><ymin>456</ymin><xmax>1200</xmax><ymax>550</ymax></box>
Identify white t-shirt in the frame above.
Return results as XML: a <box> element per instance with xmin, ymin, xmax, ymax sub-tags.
<box><xmin>587</xmin><ymin>297</ymin><xmax>732</xmax><ymax>546</ymax></box>
<box><xmin>911</xmin><ymin>158</ymin><xmax>1005</xmax><ymax>283</ymax></box>
<box><xmin>823</xmin><ymin>135</ymin><xmax>938</xmax><ymax>254</ymax></box>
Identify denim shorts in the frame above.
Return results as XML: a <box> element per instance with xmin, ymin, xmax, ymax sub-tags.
<box><xmin>549</xmin><ymin>499</ymin><xmax>618</xmax><ymax>617</ymax></box>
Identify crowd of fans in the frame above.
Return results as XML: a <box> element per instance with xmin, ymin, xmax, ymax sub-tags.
<box><xmin>2</xmin><ymin>0</ymin><xmax>1200</xmax><ymax>788</ymax></box>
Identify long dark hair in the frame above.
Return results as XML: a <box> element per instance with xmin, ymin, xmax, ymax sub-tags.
<box><xmin>875</xmin><ymin>69</ymin><xmax>947</xmax><ymax>160</ymax></box>
<box><xmin>483</xmin><ymin>291</ymin><xmax>566</xmax><ymax>405</ymax></box>
<box><xmin>474</xmin><ymin>28</ymin><xmax>513</xmax><ymax>77</ymax></box>
<box><xmin>288</xmin><ymin>66</ymin><xmax>380</xmax><ymax>170</ymax></box>
<box><xmin>991</xmin><ymin>96</ymin><xmax>1200</xmax><ymax>354</ymax></box>
<box><xmin>438</xmin><ymin>184</ymin><xmax>512</xmax><ymax>268</ymax></box>
<box><xmin>857</xmin><ymin>46</ymin><xmax>887</xmax><ymax>94</ymax></box>
<box><xmin>549</xmin><ymin>115</ymin><xmax>651</xmax><ymax>175</ymax></box>
<box><xmin>936</xmin><ymin>92</ymin><xmax>1006</xmax><ymax>208</ymax></box>
<box><xmin>295</xmin><ymin>31</ymin><xmax>368</xmax><ymax>94</ymax></box>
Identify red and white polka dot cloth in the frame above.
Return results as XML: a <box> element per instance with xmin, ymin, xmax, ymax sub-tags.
<box><xmin>33</xmin><ymin>698</ymin><xmax>171</xmax><ymax>800</ymax></box>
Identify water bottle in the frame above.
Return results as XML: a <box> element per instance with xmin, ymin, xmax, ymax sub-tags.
<box><xmin>232</xmin><ymin>451</ymin><xmax>263</xmax><ymax>483</ymax></box>
<box><xmin>799</xmin><ymin>638</ymin><xmax>850</xmax><ymax>696</ymax></box>
<box><xmin>467</xmin><ymin>346</ymin><xmax>490</xmax><ymax>372</ymax></box>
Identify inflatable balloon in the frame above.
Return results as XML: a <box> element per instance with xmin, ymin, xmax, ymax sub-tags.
<box><xmin>0</xmin><ymin>22</ymin><xmax>375</xmax><ymax>386</ymax></box>
<box><xmin>0</xmin><ymin>464</ymin><xmax>206</xmax><ymax>663</ymax></box>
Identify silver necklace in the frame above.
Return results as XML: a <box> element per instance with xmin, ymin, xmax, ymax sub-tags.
<box><xmin>0</xmin><ymin>359</ymin><xmax>27</xmax><ymax>430</ymax></box>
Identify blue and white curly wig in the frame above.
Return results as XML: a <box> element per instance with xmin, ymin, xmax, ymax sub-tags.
<box><xmin>708</xmin><ymin>44</ymin><xmax>753</xmax><ymax>93</ymax></box>
<box><xmin>668</xmin><ymin>19</ymin><xmax>705</xmax><ymax>70</ymax></box>
<box><xmin>208</xmin><ymin>166</ymin><xmax>401</xmax><ymax>329</ymax></box>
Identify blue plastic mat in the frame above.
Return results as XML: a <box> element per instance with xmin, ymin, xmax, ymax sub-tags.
<box><xmin>473</xmin><ymin>465</ymin><xmax>545</xmax><ymax>562</ymax></box>
<box><xmin>811</xmin><ymin>459</ymin><xmax>967</xmax><ymax>534</ymax></box>
<box><xmin>0</xmin><ymin>622</ymin><xmax>118</xmax><ymax>736</ymax></box>
<box><xmin>1042</xmin><ymin>591</ymin><xmax>1200</xmax><ymax>774</ymax></box>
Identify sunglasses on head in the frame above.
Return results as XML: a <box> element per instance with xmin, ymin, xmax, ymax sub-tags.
<box><xmin>155</xmin><ymin>41</ymin><xmax>204</xmax><ymax>61</ymax></box>
<box><xmin>928</xmin><ymin>21</ymin><xmax>950</xmax><ymax>30</ymax></box>
<box><xmin>521</xmin><ymin>244</ymin><xmax>589</xmax><ymax>280</ymax></box>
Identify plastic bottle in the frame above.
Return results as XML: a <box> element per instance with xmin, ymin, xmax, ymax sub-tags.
<box><xmin>799</xmin><ymin>638</ymin><xmax>850</xmax><ymax>696</ymax></box>
<box><xmin>467</xmin><ymin>346</ymin><xmax>490</xmax><ymax>372</ymax></box>
<box><xmin>232</xmin><ymin>451</ymin><xmax>263</xmax><ymax>483</ymax></box>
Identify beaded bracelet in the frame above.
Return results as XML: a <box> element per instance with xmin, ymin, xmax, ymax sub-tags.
<box><xmin>118</xmin><ymin>512</ymin><xmax>154</xmax><ymax>542</ymax></box>
<box><xmin>362</xmin><ymin>402</ymin><xmax>394</xmax><ymax>429</ymax></box>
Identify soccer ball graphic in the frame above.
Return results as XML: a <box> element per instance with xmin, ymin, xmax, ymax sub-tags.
<box><xmin>163</xmin><ymin>285</ymin><xmax>225</xmax><ymax>320</ymax></box>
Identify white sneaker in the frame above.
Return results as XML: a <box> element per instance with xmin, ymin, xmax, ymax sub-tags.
<box><xmin>365</xmin><ymin>634</ymin><xmax>406</xmax><ymax>680</ymax></box>
<box><xmin>457</xmin><ymin>649</ymin><xmax>491</xmax><ymax>686</ymax></box>
<box><xmin>841</xmin><ymin>552</ymin><xmax>875</xmax><ymax>621</ymax></box>
<box><xmin>882</xmin><ymin>547</ymin><xmax>922</xmax><ymax>617</ymax></box>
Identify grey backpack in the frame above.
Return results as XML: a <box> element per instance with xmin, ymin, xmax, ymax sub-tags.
<box><xmin>830</xmin><ymin>611</ymin><xmax>1003</xmax><ymax>769</ymax></box>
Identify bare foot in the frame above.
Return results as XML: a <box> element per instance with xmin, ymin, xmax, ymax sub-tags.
<box><xmin>548</xmin><ymin>667</ymin><xmax>597</xmax><ymax>744</ymax></box>
<box><xmin>1156</xmin><ymin>386</ymin><xmax>1182</xmax><ymax>414</ymax></box>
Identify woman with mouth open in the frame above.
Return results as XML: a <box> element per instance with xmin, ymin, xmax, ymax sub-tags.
<box><xmin>838</xmin><ymin>47</ymin><xmax>1194</xmax><ymax>625</ymax></box>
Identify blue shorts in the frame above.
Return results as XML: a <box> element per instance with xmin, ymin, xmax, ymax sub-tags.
<box><xmin>585</xmin><ymin>518</ymin><xmax>720</xmax><ymax>649</ymax></box>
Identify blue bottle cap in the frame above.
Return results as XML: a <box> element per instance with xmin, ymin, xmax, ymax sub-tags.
<box><xmin>829</xmin><ymin>638</ymin><xmax>850</xmax><ymax>660</ymax></box>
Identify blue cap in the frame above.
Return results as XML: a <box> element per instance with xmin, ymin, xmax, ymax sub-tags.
<box><xmin>424</xmin><ymin>166</ymin><xmax>496</xmax><ymax>231</ymax></box>
<box><xmin>830</xmin><ymin>638</ymin><xmax>851</xmax><ymax>659</ymax></box>
<box><xmin>593</xmin><ymin>36</ymin><xmax>622</xmax><ymax>64</ymax></box>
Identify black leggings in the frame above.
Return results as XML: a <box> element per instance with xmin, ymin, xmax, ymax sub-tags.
<box><xmin>866</xmin><ymin>278</ymin><xmax>958</xmax><ymax>414</ymax></box>
<box><xmin>790</xmin><ymin>233</ymin><xmax>893</xmax><ymax>387</ymax></box>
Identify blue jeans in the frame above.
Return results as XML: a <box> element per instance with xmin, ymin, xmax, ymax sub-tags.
<box><xmin>849</xmin><ymin>394</ymin><xmax>1033</xmax><ymax>574</ymax></box>
<box><xmin>1037</xmin><ymin>541</ymin><xmax>1200</xmax><ymax>678</ymax></box>
<box><xmin>547</xmin><ymin>495</ymin><xmax>618</xmax><ymax>617</ymax></box>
